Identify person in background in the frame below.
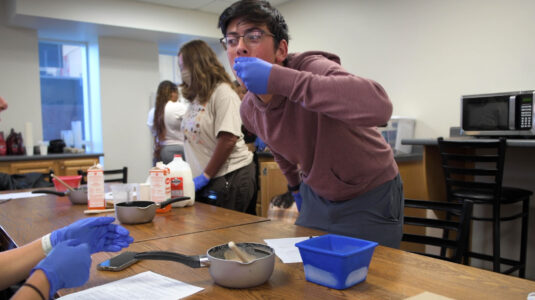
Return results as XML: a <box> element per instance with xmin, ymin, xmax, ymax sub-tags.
<box><xmin>1</xmin><ymin>217</ymin><xmax>133</xmax><ymax>300</ymax></box>
<box><xmin>179</xmin><ymin>40</ymin><xmax>256</xmax><ymax>213</ymax></box>
<box><xmin>147</xmin><ymin>80</ymin><xmax>188</xmax><ymax>164</ymax></box>
<box><xmin>218</xmin><ymin>0</ymin><xmax>403</xmax><ymax>248</ymax></box>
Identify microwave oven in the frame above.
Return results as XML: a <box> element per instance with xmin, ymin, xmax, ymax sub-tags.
<box><xmin>461</xmin><ymin>90</ymin><xmax>535</xmax><ymax>137</ymax></box>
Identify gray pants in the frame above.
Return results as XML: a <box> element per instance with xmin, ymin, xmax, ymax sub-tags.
<box><xmin>160</xmin><ymin>144</ymin><xmax>185</xmax><ymax>164</ymax></box>
<box><xmin>295</xmin><ymin>174</ymin><xmax>404</xmax><ymax>248</ymax></box>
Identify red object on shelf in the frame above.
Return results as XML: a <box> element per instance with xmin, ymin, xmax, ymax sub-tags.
<box><xmin>6</xmin><ymin>128</ymin><xmax>24</xmax><ymax>155</ymax></box>
<box><xmin>0</xmin><ymin>131</ymin><xmax>6</xmax><ymax>156</ymax></box>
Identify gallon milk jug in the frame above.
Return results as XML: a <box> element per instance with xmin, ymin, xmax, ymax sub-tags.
<box><xmin>166</xmin><ymin>155</ymin><xmax>195</xmax><ymax>207</ymax></box>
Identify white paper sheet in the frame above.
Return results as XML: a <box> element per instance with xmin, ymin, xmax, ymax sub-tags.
<box><xmin>0</xmin><ymin>191</ymin><xmax>47</xmax><ymax>202</ymax></box>
<box><xmin>58</xmin><ymin>271</ymin><xmax>203</xmax><ymax>300</ymax></box>
<box><xmin>264</xmin><ymin>236</ymin><xmax>314</xmax><ymax>263</ymax></box>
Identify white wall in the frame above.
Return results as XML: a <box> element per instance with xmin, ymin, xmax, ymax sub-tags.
<box><xmin>11</xmin><ymin>0</ymin><xmax>220</xmax><ymax>39</ymax></box>
<box><xmin>279</xmin><ymin>0</ymin><xmax>535</xmax><ymax>138</ymax></box>
<box><xmin>99</xmin><ymin>37</ymin><xmax>159</xmax><ymax>183</ymax></box>
<box><xmin>0</xmin><ymin>3</ymin><xmax>42</xmax><ymax>142</ymax></box>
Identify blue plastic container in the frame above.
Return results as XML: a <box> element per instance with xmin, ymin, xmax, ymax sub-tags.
<box><xmin>295</xmin><ymin>234</ymin><xmax>378</xmax><ymax>290</ymax></box>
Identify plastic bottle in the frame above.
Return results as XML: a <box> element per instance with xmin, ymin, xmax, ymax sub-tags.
<box><xmin>166</xmin><ymin>154</ymin><xmax>195</xmax><ymax>207</ymax></box>
<box><xmin>152</xmin><ymin>162</ymin><xmax>171</xmax><ymax>213</ymax></box>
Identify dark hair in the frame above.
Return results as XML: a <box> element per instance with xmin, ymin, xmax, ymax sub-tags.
<box><xmin>153</xmin><ymin>80</ymin><xmax>178</xmax><ymax>160</ymax></box>
<box><xmin>218</xmin><ymin>0</ymin><xmax>290</xmax><ymax>48</ymax></box>
<box><xmin>178</xmin><ymin>40</ymin><xmax>236</xmax><ymax>104</ymax></box>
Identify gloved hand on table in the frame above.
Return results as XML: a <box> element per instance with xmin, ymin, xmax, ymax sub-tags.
<box><xmin>254</xmin><ymin>137</ymin><xmax>267</xmax><ymax>152</ymax></box>
<box><xmin>194</xmin><ymin>173</ymin><xmax>210</xmax><ymax>191</ymax></box>
<box><xmin>233</xmin><ymin>57</ymin><xmax>272</xmax><ymax>95</ymax></box>
<box><xmin>33</xmin><ymin>239</ymin><xmax>92</xmax><ymax>299</ymax></box>
<box><xmin>50</xmin><ymin>217</ymin><xmax>133</xmax><ymax>254</ymax></box>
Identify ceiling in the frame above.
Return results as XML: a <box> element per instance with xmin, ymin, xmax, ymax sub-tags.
<box><xmin>134</xmin><ymin>0</ymin><xmax>294</xmax><ymax>14</ymax></box>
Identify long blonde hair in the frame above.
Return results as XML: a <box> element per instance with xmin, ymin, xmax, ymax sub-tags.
<box><xmin>178</xmin><ymin>40</ymin><xmax>236</xmax><ymax>104</ymax></box>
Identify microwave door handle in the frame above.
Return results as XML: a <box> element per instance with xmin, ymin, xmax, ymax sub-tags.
<box><xmin>509</xmin><ymin>96</ymin><xmax>516</xmax><ymax>130</ymax></box>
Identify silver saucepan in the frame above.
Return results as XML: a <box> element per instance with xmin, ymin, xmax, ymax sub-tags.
<box><xmin>133</xmin><ymin>242</ymin><xmax>275</xmax><ymax>288</ymax></box>
<box><xmin>115</xmin><ymin>197</ymin><xmax>190</xmax><ymax>224</ymax></box>
<box><xmin>32</xmin><ymin>187</ymin><xmax>88</xmax><ymax>204</ymax></box>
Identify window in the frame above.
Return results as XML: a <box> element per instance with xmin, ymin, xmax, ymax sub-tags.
<box><xmin>38</xmin><ymin>40</ymin><xmax>90</xmax><ymax>149</ymax></box>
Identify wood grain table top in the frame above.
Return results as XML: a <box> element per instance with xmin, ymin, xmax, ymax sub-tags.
<box><xmin>62</xmin><ymin>221</ymin><xmax>535</xmax><ymax>300</ymax></box>
<box><xmin>0</xmin><ymin>190</ymin><xmax>268</xmax><ymax>247</ymax></box>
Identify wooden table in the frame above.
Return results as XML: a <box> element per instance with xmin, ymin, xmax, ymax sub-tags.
<box><xmin>2</xmin><ymin>191</ymin><xmax>534</xmax><ymax>299</ymax></box>
<box><xmin>62</xmin><ymin>221</ymin><xmax>535</xmax><ymax>300</ymax></box>
<box><xmin>0</xmin><ymin>190</ymin><xmax>267</xmax><ymax>248</ymax></box>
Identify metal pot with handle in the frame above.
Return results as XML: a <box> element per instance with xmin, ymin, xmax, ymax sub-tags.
<box><xmin>133</xmin><ymin>242</ymin><xmax>275</xmax><ymax>288</ymax></box>
<box><xmin>32</xmin><ymin>187</ymin><xmax>88</xmax><ymax>204</ymax></box>
<box><xmin>115</xmin><ymin>197</ymin><xmax>190</xmax><ymax>224</ymax></box>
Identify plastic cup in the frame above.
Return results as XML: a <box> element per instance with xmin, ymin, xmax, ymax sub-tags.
<box><xmin>110</xmin><ymin>184</ymin><xmax>135</xmax><ymax>204</ymax></box>
<box><xmin>40</xmin><ymin>145</ymin><xmax>48</xmax><ymax>155</ymax></box>
<box><xmin>138</xmin><ymin>183</ymin><xmax>150</xmax><ymax>201</ymax></box>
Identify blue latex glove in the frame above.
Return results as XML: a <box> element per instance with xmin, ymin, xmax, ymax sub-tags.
<box><xmin>33</xmin><ymin>239</ymin><xmax>91</xmax><ymax>299</ymax></box>
<box><xmin>194</xmin><ymin>173</ymin><xmax>210</xmax><ymax>191</ymax></box>
<box><xmin>254</xmin><ymin>137</ymin><xmax>267</xmax><ymax>151</ymax></box>
<box><xmin>50</xmin><ymin>217</ymin><xmax>133</xmax><ymax>254</ymax></box>
<box><xmin>233</xmin><ymin>57</ymin><xmax>272</xmax><ymax>94</ymax></box>
<box><xmin>292</xmin><ymin>191</ymin><xmax>303</xmax><ymax>211</ymax></box>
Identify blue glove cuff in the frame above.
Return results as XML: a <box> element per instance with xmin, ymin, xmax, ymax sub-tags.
<box><xmin>49</xmin><ymin>230</ymin><xmax>60</xmax><ymax>248</ymax></box>
<box><xmin>194</xmin><ymin>173</ymin><xmax>210</xmax><ymax>191</ymax></box>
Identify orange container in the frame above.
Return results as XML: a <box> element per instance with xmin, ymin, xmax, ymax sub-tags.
<box><xmin>52</xmin><ymin>175</ymin><xmax>82</xmax><ymax>192</ymax></box>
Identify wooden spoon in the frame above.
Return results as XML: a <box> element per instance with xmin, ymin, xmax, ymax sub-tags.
<box><xmin>84</xmin><ymin>208</ymin><xmax>115</xmax><ymax>214</ymax></box>
<box><xmin>51</xmin><ymin>174</ymin><xmax>76</xmax><ymax>192</ymax></box>
<box><xmin>228</xmin><ymin>241</ymin><xmax>253</xmax><ymax>263</ymax></box>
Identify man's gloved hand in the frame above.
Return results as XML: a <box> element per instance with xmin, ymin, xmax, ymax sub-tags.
<box><xmin>194</xmin><ymin>173</ymin><xmax>210</xmax><ymax>191</ymax></box>
<box><xmin>233</xmin><ymin>57</ymin><xmax>272</xmax><ymax>94</ymax></box>
<box><xmin>50</xmin><ymin>217</ymin><xmax>133</xmax><ymax>254</ymax></box>
<box><xmin>254</xmin><ymin>137</ymin><xmax>267</xmax><ymax>152</ymax></box>
<box><xmin>292</xmin><ymin>191</ymin><xmax>303</xmax><ymax>211</ymax></box>
<box><xmin>271</xmin><ymin>191</ymin><xmax>294</xmax><ymax>209</ymax></box>
<box><xmin>33</xmin><ymin>239</ymin><xmax>91</xmax><ymax>299</ymax></box>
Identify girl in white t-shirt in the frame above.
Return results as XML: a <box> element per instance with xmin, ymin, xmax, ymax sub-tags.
<box><xmin>178</xmin><ymin>40</ymin><xmax>256</xmax><ymax>213</ymax></box>
<box><xmin>147</xmin><ymin>80</ymin><xmax>188</xmax><ymax>164</ymax></box>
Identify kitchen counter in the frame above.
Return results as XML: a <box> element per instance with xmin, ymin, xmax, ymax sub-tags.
<box><xmin>0</xmin><ymin>153</ymin><xmax>103</xmax><ymax>176</ymax></box>
<box><xmin>403</xmin><ymin>137</ymin><xmax>535</xmax><ymax>147</ymax></box>
<box><xmin>0</xmin><ymin>152</ymin><xmax>103</xmax><ymax>162</ymax></box>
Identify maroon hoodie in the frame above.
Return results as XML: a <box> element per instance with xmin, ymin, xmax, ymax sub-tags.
<box><xmin>240</xmin><ymin>51</ymin><xmax>398</xmax><ymax>201</ymax></box>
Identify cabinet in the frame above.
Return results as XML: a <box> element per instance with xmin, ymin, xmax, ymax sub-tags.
<box><xmin>0</xmin><ymin>154</ymin><xmax>102</xmax><ymax>176</ymax></box>
<box><xmin>257</xmin><ymin>159</ymin><xmax>288</xmax><ymax>217</ymax></box>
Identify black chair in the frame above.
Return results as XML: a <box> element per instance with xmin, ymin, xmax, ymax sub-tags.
<box><xmin>78</xmin><ymin>167</ymin><xmax>128</xmax><ymax>184</ymax></box>
<box><xmin>402</xmin><ymin>199</ymin><xmax>473</xmax><ymax>263</ymax></box>
<box><xmin>437</xmin><ymin>137</ymin><xmax>531</xmax><ymax>277</ymax></box>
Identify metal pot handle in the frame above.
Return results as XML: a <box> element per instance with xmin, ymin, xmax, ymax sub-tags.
<box><xmin>158</xmin><ymin>197</ymin><xmax>191</xmax><ymax>208</ymax></box>
<box><xmin>134</xmin><ymin>251</ymin><xmax>208</xmax><ymax>268</ymax></box>
<box><xmin>32</xmin><ymin>190</ymin><xmax>68</xmax><ymax>197</ymax></box>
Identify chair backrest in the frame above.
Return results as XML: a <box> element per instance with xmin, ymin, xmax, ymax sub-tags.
<box><xmin>402</xmin><ymin>199</ymin><xmax>473</xmax><ymax>263</ymax></box>
<box><xmin>78</xmin><ymin>167</ymin><xmax>128</xmax><ymax>184</ymax></box>
<box><xmin>437</xmin><ymin>137</ymin><xmax>506</xmax><ymax>204</ymax></box>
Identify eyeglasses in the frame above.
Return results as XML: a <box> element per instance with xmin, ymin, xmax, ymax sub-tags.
<box><xmin>220</xmin><ymin>30</ymin><xmax>275</xmax><ymax>50</ymax></box>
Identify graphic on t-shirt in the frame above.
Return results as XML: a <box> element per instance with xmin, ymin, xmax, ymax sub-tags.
<box><xmin>182</xmin><ymin>101</ymin><xmax>206</xmax><ymax>145</ymax></box>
